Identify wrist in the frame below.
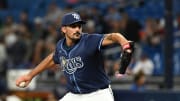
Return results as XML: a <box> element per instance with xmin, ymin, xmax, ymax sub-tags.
<box><xmin>27</xmin><ymin>72</ymin><xmax>35</xmax><ymax>79</ymax></box>
<box><xmin>122</xmin><ymin>43</ymin><xmax>130</xmax><ymax>50</ymax></box>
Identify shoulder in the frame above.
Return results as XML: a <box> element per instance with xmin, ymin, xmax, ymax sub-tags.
<box><xmin>82</xmin><ymin>33</ymin><xmax>104</xmax><ymax>39</ymax></box>
<box><xmin>56</xmin><ymin>38</ymin><xmax>65</xmax><ymax>48</ymax></box>
<box><xmin>57</xmin><ymin>38</ymin><xmax>65</xmax><ymax>44</ymax></box>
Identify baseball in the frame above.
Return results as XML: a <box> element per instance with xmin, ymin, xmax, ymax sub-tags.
<box><xmin>19</xmin><ymin>82</ymin><xmax>26</xmax><ymax>88</ymax></box>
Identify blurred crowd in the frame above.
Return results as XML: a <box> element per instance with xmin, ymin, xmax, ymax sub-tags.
<box><xmin>0</xmin><ymin>0</ymin><xmax>180</xmax><ymax>100</ymax></box>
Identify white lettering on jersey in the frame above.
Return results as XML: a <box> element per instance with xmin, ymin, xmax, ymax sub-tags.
<box><xmin>60</xmin><ymin>56</ymin><xmax>84</xmax><ymax>74</ymax></box>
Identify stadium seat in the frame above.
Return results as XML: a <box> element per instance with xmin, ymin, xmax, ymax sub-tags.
<box><xmin>141</xmin><ymin>44</ymin><xmax>164</xmax><ymax>75</ymax></box>
<box><xmin>0</xmin><ymin>10</ymin><xmax>9</xmax><ymax>22</ymax></box>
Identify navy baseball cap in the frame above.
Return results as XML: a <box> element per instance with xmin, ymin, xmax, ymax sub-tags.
<box><xmin>61</xmin><ymin>12</ymin><xmax>86</xmax><ymax>26</ymax></box>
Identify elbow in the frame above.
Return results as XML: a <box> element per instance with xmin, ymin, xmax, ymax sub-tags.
<box><xmin>112</xmin><ymin>33</ymin><xmax>121</xmax><ymax>37</ymax></box>
<box><xmin>112</xmin><ymin>33</ymin><xmax>120</xmax><ymax>35</ymax></box>
<box><xmin>111</xmin><ymin>33</ymin><xmax>121</xmax><ymax>39</ymax></box>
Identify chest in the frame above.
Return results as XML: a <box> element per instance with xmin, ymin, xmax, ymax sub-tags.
<box><xmin>57</xmin><ymin>41</ymin><xmax>97</xmax><ymax>74</ymax></box>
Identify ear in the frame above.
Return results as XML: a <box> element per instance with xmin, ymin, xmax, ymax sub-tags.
<box><xmin>61</xmin><ymin>26</ymin><xmax>66</xmax><ymax>33</ymax></box>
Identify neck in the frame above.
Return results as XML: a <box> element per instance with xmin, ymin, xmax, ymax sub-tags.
<box><xmin>66</xmin><ymin>39</ymin><xmax>74</xmax><ymax>47</ymax></box>
<box><xmin>65</xmin><ymin>38</ymin><xmax>79</xmax><ymax>47</ymax></box>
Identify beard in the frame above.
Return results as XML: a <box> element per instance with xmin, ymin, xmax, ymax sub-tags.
<box><xmin>73</xmin><ymin>32</ymin><xmax>81</xmax><ymax>38</ymax></box>
<box><xmin>65</xmin><ymin>32</ymin><xmax>81</xmax><ymax>43</ymax></box>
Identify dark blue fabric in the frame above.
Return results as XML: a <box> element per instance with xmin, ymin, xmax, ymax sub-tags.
<box><xmin>113</xmin><ymin>90</ymin><xmax>180</xmax><ymax>101</ymax></box>
<box><xmin>61</xmin><ymin>12</ymin><xmax>86</xmax><ymax>26</ymax></box>
<box><xmin>53</xmin><ymin>33</ymin><xmax>110</xmax><ymax>94</ymax></box>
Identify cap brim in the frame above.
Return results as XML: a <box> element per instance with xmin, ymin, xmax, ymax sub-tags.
<box><xmin>69</xmin><ymin>20</ymin><xmax>86</xmax><ymax>25</ymax></box>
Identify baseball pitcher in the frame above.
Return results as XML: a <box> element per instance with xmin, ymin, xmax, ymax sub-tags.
<box><xmin>16</xmin><ymin>12</ymin><xmax>134</xmax><ymax>101</ymax></box>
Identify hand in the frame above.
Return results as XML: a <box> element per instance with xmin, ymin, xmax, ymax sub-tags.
<box><xmin>122</xmin><ymin>41</ymin><xmax>134</xmax><ymax>52</ymax></box>
<box><xmin>115</xmin><ymin>71</ymin><xmax>127</xmax><ymax>79</ymax></box>
<box><xmin>16</xmin><ymin>74</ymin><xmax>32</xmax><ymax>88</ymax></box>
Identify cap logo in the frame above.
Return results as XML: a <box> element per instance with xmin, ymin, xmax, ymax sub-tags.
<box><xmin>72</xmin><ymin>13</ymin><xmax>80</xmax><ymax>20</ymax></box>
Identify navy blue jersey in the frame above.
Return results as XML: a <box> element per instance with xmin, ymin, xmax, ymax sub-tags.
<box><xmin>53</xmin><ymin>33</ymin><xmax>110</xmax><ymax>94</ymax></box>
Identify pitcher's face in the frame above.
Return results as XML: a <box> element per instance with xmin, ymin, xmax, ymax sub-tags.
<box><xmin>61</xmin><ymin>23</ymin><xmax>82</xmax><ymax>41</ymax></box>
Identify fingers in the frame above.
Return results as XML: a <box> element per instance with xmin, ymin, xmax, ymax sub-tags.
<box><xmin>15</xmin><ymin>76</ymin><xmax>27</xmax><ymax>88</ymax></box>
<box><xmin>16</xmin><ymin>80</ymin><xmax>22</xmax><ymax>87</ymax></box>
<box><xmin>115</xmin><ymin>71</ymin><xmax>126</xmax><ymax>79</ymax></box>
<box><xmin>15</xmin><ymin>75</ymin><xmax>32</xmax><ymax>88</ymax></box>
<box><xmin>15</xmin><ymin>78</ymin><xmax>21</xmax><ymax>86</ymax></box>
<box><xmin>16</xmin><ymin>80</ymin><xmax>28</xmax><ymax>88</ymax></box>
<box><xmin>115</xmin><ymin>73</ymin><xmax>125</xmax><ymax>78</ymax></box>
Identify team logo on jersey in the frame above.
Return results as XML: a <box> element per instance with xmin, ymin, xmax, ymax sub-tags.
<box><xmin>72</xmin><ymin>13</ymin><xmax>80</xmax><ymax>20</ymax></box>
<box><xmin>60</xmin><ymin>56</ymin><xmax>84</xmax><ymax>74</ymax></box>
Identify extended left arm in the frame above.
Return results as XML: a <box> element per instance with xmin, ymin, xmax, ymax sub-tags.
<box><xmin>102</xmin><ymin>33</ymin><xmax>134</xmax><ymax>74</ymax></box>
<box><xmin>102</xmin><ymin>33</ymin><xmax>129</xmax><ymax>47</ymax></box>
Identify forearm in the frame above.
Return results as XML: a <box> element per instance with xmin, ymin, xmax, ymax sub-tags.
<box><xmin>102</xmin><ymin>33</ymin><xmax>129</xmax><ymax>46</ymax></box>
<box><xmin>28</xmin><ymin>53</ymin><xmax>56</xmax><ymax>78</ymax></box>
<box><xmin>111</xmin><ymin>33</ymin><xmax>129</xmax><ymax>46</ymax></box>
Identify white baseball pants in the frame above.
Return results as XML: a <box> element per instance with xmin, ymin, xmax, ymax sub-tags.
<box><xmin>59</xmin><ymin>86</ymin><xmax>114</xmax><ymax>101</ymax></box>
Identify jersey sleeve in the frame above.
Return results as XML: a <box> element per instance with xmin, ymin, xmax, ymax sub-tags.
<box><xmin>87</xmin><ymin>34</ymin><xmax>105</xmax><ymax>51</ymax></box>
<box><xmin>53</xmin><ymin>46</ymin><xmax>60</xmax><ymax>64</ymax></box>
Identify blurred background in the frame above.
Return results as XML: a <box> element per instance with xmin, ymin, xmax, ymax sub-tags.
<box><xmin>0</xmin><ymin>0</ymin><xmax>180</xmax><ymax>101</ymax></box>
